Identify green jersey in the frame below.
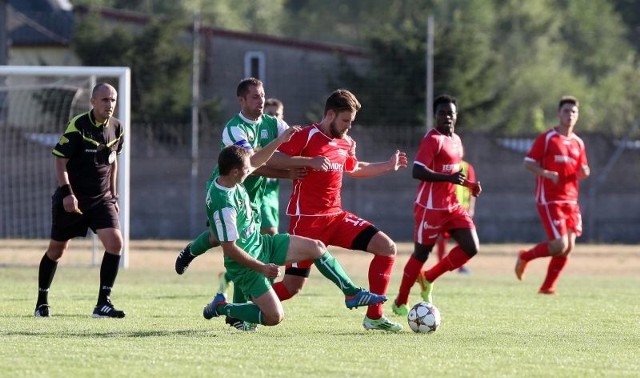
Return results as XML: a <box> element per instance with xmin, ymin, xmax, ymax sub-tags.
<box><xmin>206</xmin><ymin>113</ymin><xmax>288</xmax><ymax>207</ymax></box>
<box><xmin>205</xmin><ymin>176</ymin><xmax>262</xmax><ymax>276</ymax></box>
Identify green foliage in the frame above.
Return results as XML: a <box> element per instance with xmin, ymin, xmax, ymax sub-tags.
<box><xmin>72</xmin><ymin>12</ymin><xmax>192</xmax><ymax>123</ymax></box>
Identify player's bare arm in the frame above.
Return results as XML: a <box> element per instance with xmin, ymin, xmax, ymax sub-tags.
<box><xmin>412</xmin><ymin>163</ymin><xmax>465</xmax><ymax>184</ymax></box>
<box><xmin>523</xmin><ymin>159</ymin><xmax>559</xmax><ymax>184</ymax></box>
<box><xmin>347</xmin><ymin>150</ymin><xmax>408</xmax><ymax>178</ymax></box>
<box><xmin>267</xmin><ymin>152</ymin><xmax>331</xmax><ymax>172</ymax></box>
<box><xmin>220</xmin><ymin>241</ymin><xmax>280</xmax><ymax>279</ymax></box>
<box><xmin>248</xmin><ymin>126</ymin><xmax>301</xmax><ymax>172</ymax></box>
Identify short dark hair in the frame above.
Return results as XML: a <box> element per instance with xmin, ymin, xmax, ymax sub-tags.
<box><xmin>433</xmin><ymin>94</ymin><xmax>457</xmax><ymax>114</ymax></box>
<box><xmin>325</xmin><ymin>89</ymin><xmax>361</xmax><ymax>114</ymax></box>
<box><xmin>265</xmin><ymin>98</ymin><xmax>283</xmax><ymax>108</ymax></box>
<box><xmin>237</xmin><ymin>77</ymin><xmax>263</xmax><ymax>97</ymax></box>
<box><xmin>558</xmin><ymin>96</ymin><xmax>579</xmax><ymax>110</ymax></box>
<box><xmin>218</xmin><ymin>145</ymin><xmax>250</xmax><ymax>175</ymax></box>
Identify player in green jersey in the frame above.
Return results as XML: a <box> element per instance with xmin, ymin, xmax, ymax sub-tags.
<box><xmin>202</xmin><ymin>142</ymin><xmax>386</xmax><ymax>327</ymax></box>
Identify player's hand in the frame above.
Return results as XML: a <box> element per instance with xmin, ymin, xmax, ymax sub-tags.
<box><xmin>543</xmin><ymin>170</ymin><xmax>559</xmax><ymax>184</ymax></box>
<box><xmin>261</xmin><ymin>263</ymin><xmax>281</xmax><ymax>280</ymax></box>
<box><xmin>288</xmin><ymin>167</ymin><xmax>308</xmax><ymax>180</ymax></box>
<box><xmin>577</xmin><ymin>164</ymin><xmax>590</xmax><ymax>179</ymax></box>
<box><xmin>278</xmin><ymin>126</ymin><xmax>301</xmax><ymax>144</ymax></box>
<box><xmin>450</xmin><ymin>170</ymin><xmax>466</xmax><ymax>185</ymax></box>
<box><xmin>389</xmin><ymin>150</ymin><xmax>408</xmax><ymax>171</ymax></box>
<box><xmin>309</xmin><ymin>156</ymin><xmax>331</xmax><ymax>172</ymax></box>
<box><xmin>463</xmin><ymin>179</ymin><xmax>482</xmax><ymax>197</ymax></box>
<box><xmin>63</xmin><ymin>194</ymin><xmax>82</xmax><ymax>215</ymax></box>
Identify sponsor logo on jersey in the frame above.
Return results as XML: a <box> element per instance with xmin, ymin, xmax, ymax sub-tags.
<box><xmin>441</xmin><ymin>163</ymin><xmax>460</xmax><ymax>173</ymax></box>
<box><xmin>328</xmin><ymin>162</ymin><xmax>343</xmax><ymax>171</ymax></box>
<box><xmin>554</xmin><ymin>155</ymin><xmax>576</xmax><ymax>164</ymax></box>
<box><xmin>261</xmin><ymin>129</ymin><xmax>269</xmax><ymax>139</ymax></box>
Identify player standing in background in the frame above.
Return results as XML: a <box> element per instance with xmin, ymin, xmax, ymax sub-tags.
<box><xmin>202</xmin><ymin>144</ymin><xmax>386</xmax><ymax>328</ymax></box>
<box><xmin>268</xmin><ymin>89</ymin><xmax>408</xmax><ymax>332</ymax></box>
<box><xmin>515</xmin><ymin>96</ymin><xmax>590</xmax><ymax>294</ymax></box>
<box><xmin>435</xmin><ymin>160</ymin><xmax>476</xmax><ymax>274</ymax></box>
<box><xmin>34</xmin><ymin>83</ymin><xmax>126</xmax><ymax>318</ymax></box>
<box><xmin>392</xmin><ymin>94</ymin><xmax>482</xmax><ymax>317</ymax></box>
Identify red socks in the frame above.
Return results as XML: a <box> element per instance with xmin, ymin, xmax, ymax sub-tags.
<box><xmin>424</xmin><ymin>246</ymin><xmax>470</xmax><ymax>283</ymax></box>
<box><xmin>394</xmin><ymin>255</ymin><xmax>424</xmax><ymax>307</ymax></box>
<box><xmin>272</xmin><ymin>281</ymin><xmax>293</xmax><ymax>301</ymax></box>
<box><xmin>540</xmin><ymin>255</ymin><xmax>568</xmax><ymax>291</ymax></box>
<box><xmin>521</xmin><ymin>242</ymin><xmax>550</xmax><ymax>262</ymax></box>
<box><xmin>366</xmin><ymin>255</ymin><xmax>395</xmax><ymax>319</ymax></box>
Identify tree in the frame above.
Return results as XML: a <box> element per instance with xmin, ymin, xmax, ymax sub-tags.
<box><xmin>72</xmin><ymin>11</ymin><xmax>192</xmax><ymax>124</ymax></box>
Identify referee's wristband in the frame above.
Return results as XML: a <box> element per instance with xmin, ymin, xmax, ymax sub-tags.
<box><xmin>59</xmin><ymin>184</ymin><xmax>74</xmax><ymax>197</ymax></box>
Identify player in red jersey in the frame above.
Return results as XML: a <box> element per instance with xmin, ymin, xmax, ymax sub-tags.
<box><xmin>515</xmin><ymin>96</ymin><xmax>590</xmax><ymax>294</ymax></box>
<box><xmin>392</xmin><ymin>94</ymin><xmax>482</xmax><ymax>316</ymax></box>
<box><xmin>268</xmin><ymin>89</ymin><xmax>408</xmax><ymax>332</ymax></box>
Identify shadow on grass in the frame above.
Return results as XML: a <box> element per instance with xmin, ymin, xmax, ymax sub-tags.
<box><xmin>2</xmin><ymin>329</ymin><xmax>219</xmax><ymax>338</ymax></box>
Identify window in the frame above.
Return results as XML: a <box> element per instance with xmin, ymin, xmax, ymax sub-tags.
<box><xmin>244</xmin><ymin>51</ymin><xmax>266</xmax><ymax>83</ymax></box>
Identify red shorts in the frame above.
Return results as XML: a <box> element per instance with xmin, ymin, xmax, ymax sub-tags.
<box><xmin>287</xmin><ymin>211</ymin><xmax>373</xmax><ymax>269</ymax></box>
<box><xmin>413</xmin><ymin>204</ymin><xmax>474</xmax><ymax>246</ymax></box>
<box><xmin>537</xmin><ymin>202</ymin><xmax>582</xmax><ymax>240</ymax></box>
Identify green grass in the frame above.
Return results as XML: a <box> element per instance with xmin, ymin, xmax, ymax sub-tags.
<box><xmin>1</xmin><ymin>264</ymin><xmax>639</xmax><ymax>377</ymax></box>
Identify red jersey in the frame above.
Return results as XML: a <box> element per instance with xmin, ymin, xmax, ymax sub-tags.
<box><xmin>525</xmin><ymin>128</ymin><xmax>588</xmax><ymax>204</ymax></box>
<box><xmin>414</xmin><ymin>128</ymin><xmax>464</xmax><ymax>210</ymax></box>
<box><xmin>278</xmin><ymin>124</ymin><xmax>357</xmax><ymax>216</ymax></box>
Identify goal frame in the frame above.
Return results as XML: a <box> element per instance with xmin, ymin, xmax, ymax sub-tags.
<box><xmin>0</xmin><ymin>66</ymin><xmax>132</xmax><ymax>268</ymax></box>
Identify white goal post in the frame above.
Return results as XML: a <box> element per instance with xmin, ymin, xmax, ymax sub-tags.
<box><xmin>0</xmin><ymin>66</ymin><xmax>131</xmax><ymax>268</ymax></box>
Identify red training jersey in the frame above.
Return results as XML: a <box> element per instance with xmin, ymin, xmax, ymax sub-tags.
<box><xmin>278</xmin><ymin>124</ymin><xmax>357</xmax><ymax>216</ymax></box>
<box><xmin>414</xmin><ymin>128</ymin><xmax>464</xmax><ymax>210</ymax></box>
<box><xmin>525</xmin><ymin>128</ymin><xmax>588</xmax><ymax>204</ymax></box>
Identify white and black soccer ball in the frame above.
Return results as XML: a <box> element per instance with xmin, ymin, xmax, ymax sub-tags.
<box><xmin>407</xmin><ymin>301</ymin><xmax>441</xmax><ymax>333</ymax></box>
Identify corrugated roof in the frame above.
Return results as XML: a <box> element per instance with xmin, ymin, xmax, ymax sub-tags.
<box><xmin>8</xmin><ymin>0</ymin><xmax>74</xmax><ymax>46</ymax></box>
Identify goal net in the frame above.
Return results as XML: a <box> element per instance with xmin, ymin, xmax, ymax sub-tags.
<box><xmin>0</xmin><ymin>66</ymin><xmax>131</xmax><ymax>268</ymax></box>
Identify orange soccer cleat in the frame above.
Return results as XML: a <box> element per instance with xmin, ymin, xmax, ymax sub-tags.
<box><xmin>514</xmin><ymin>250</ymin><xmax>529</xmax><ymax>281</ymax></box>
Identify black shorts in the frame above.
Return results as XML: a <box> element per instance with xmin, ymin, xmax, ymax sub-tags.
<box><xmin>50</xmin><ymin>192</ymin><xmax>120</xmax><ymax>241</ymax></box>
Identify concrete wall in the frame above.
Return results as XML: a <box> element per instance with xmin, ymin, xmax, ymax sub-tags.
<box><xmin>128</xmin><ymin>127</ymin><xmax>640</xmax><ymax>244</ymax></box>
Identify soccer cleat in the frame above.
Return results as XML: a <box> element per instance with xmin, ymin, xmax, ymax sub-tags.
<box><xmin>515</xmin><ymin>250</ymin><xmax>529</xmax><ymax>281</ymax></box>
<box><xmin>175</xmin><ymin>245</ymin><xmax>196</xmax><ymax>275</ymax></box>
<box><xmin>416</xmin><ymin>273</ymin><xmax>434</xmax><ymax>304</ymax></box>
<box><xmin>34</xmin><ymin>304</ymin><xmax>50</xmax><ymax>317</ymax></box>
<box><xmin>457</xmin><ymin>266</ymin><xmax>471</xmax><ymax>274</ymax></box>
<box><xmin>345</xmin><ymin>289</ymin><xmax>387</xmax><ymax>309</ymax></box>
<box><xmin>391</xmin><ymin>302</ymin><xmax>408</xmax><ymax>317</ymax></box>
<box><xmin>225</xmin><ymin>316</ymin><xmax>243</xmax><ymax>330</ymax></box>
<box><xmin>538</xmin><ymin>288</ymin><xmax>557</xmax><ymax>295</ymax></box>
<box><xmin>92</xmin><ymin>299</ymin><xmax>126</xmax><ymax>318</ymax></box>
<box><xmin>203</xmin><ymin>293</ymin><xmax>227</xmax><ymax>320</ymax></box>
<box><xmin>242</xmin><ymin>322</ymin><xmax>258</xmax><ymax>332</ymax></box>
<box><xmin>363</xmin><ymin>315</ymin><xmax>403</xmax><ymax>332</ymax></box>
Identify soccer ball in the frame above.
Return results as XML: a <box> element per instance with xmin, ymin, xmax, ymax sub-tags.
<box><xmin>407</xmin><ymin>301</ymin><xmax>441</xmax><ymax>333</ymax></box>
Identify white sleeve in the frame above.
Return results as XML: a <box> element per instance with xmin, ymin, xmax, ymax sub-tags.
<box><xmin>276</xmin><ymin>118</ymin><xmax>289</xmax><ymax>136</ymax></box>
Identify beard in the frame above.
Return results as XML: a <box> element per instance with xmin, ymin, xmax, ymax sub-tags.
<box><xmin>330</xmin><ymin>121</ymin><xmax>347</xmax><ymax>138</ymax></box>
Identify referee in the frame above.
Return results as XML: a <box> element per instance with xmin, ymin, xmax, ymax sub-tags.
<box><xmin>34</xmin><ymin>82</ymin><xmax>126</xmax><ymax>318</ymax></box>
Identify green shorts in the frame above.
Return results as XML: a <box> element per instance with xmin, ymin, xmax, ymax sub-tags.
<box><xmin>229</xmin><ymin>233</ymin><xmax>290</xmax><ymax>300</ymax></box>
<box><xmin>260</xmin><ymin>182</ymin><xmax>279</xmax><ymax>229</ymax></box>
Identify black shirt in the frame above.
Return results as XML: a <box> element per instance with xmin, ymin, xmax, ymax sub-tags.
<box><xmin>52</xmin><ymin>110</ymin><xmax>124</xmax><ymax>207</ymax></box>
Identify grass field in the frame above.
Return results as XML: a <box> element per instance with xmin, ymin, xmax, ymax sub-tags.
<box><xmin>1</xmin><ymin>240</ymin><xmax>639</xmax><ymax>377</ymax></box>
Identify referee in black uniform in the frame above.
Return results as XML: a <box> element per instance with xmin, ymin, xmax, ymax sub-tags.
<box><xmin>34</xmin><ymin>83</ymin><xmax>126</xmax><ymax>318</ymax></box>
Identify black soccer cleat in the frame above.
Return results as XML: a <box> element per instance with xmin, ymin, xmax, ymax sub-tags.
<box><xmin>175</xmin><ymin>245</ymin><xmax>197</xmax><ymax>275</ymax></box>
<box><xmin>92</xmin><ymin>299</ymin><xmax>126</xmax><ymax>318</ymax></box>
<box><xmin>34</xmin><ymin>304</ymin><xmax>50</xmax><ymax>317</ymax></box>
